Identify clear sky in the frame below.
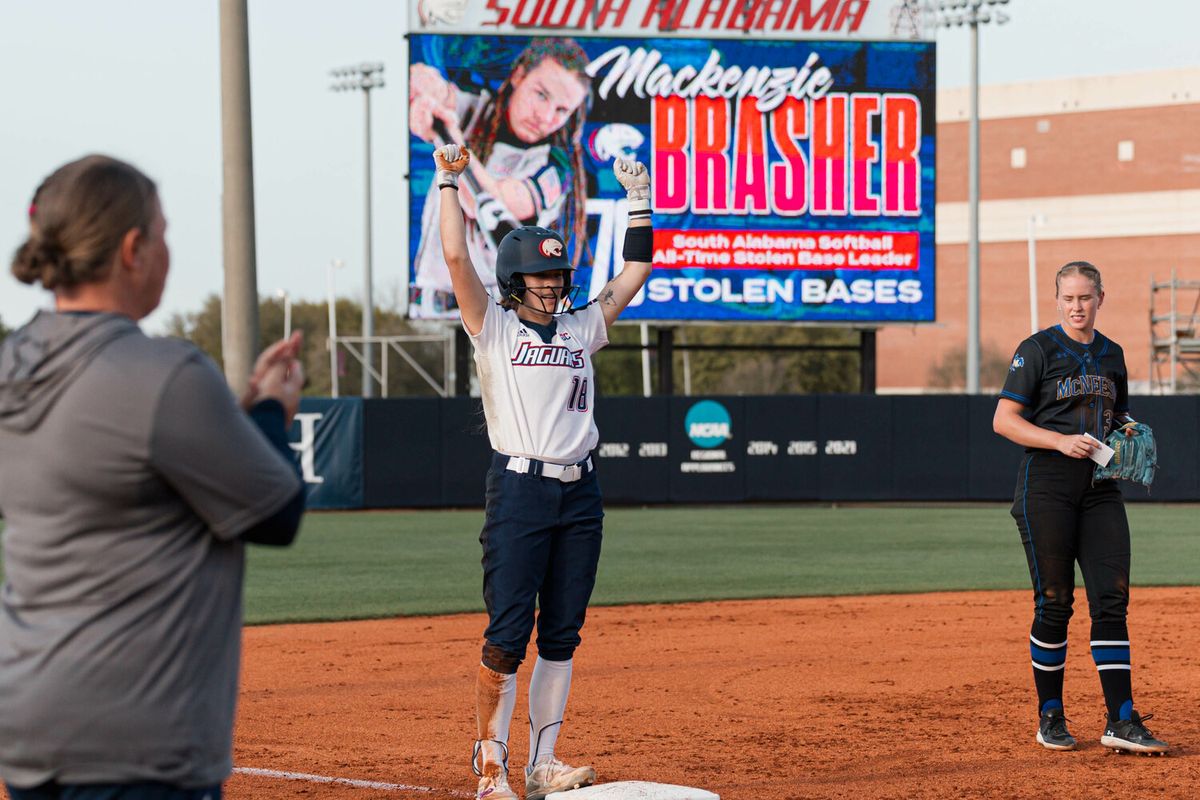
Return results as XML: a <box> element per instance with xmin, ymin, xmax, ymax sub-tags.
<box><xmin>2</xmin><ymin>0</ymin><xmax>1198</xmax><ymax>333</ymax></box>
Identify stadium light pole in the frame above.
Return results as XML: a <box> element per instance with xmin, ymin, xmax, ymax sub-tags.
<box><xmin>276</xmin><ymin>288</ymin><xmax>291</xmax><ymax>339</ymax></box>
<box><xmin>1027</xmin><ymin>214</ymin><xmax>1046</xmax><ymax>335</ymax></box>
<box><xmin>327</xmin><ymin>259</ymin><xmax>346</xmax><ymax>398</ymax></box>
<box><xmin>331</xmin><ymin>62</ymin><xmax>385</xmax><ymax>397</ymax></box>
<box><xmin>937</xmin><ymin>0</ymin><xmax>1010</xmax><ymax>393</ymax></box>
<box><xmin>218</xmin><ymin>0</ymin><xmax>258</xmax><ymax>397</ymax></box>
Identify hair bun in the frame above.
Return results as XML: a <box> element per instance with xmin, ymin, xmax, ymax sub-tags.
<box><xmin>12</xmin><ymin>154</ymin><xmax>158</xmax><ymax>292</ymax></box>
<box><xmin>11</xmin><ymin>234</ymin><xmax>71</xmax><ymax>289</ymax></box>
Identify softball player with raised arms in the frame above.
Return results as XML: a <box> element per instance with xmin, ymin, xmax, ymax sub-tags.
<box><xmin>994</xmin><ymin>261</ymin><xmax>1168</xmax><ymax>754</ymax></box>
<box><xmin>434</xmin><ymin>143</ymin><xmax>653</xmax><ymax>799</ymax></box>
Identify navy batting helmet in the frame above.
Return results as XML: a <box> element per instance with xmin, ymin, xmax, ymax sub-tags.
<box><xmin>495</xmin><ymin>226</ymin><xmax>576</xmax><ymax>301</ymax></box>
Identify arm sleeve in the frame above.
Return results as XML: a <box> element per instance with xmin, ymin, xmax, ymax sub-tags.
<box><xmin>999</xmin><ymin>338</ymin><xmax>1044</xmax><ymax>407</ymax></box>
<box><xmin>150</xmin><ymin>355</ymin><xmax>303</xmax><ymax>541</ymax></box>
<box><xmin>240</xmin><ymin>400</ymin><xmax>306</xmax><ymax>546</ymax></box>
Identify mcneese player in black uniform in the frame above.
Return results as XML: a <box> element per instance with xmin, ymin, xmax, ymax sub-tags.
<box><xmin>993</xmin><ymin>262</ymin><xmax>1168</xmax><ymax>755</ymax></box>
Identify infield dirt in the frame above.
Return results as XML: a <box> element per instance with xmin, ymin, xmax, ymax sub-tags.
<box><xmin>229</xmin><ymin>588</ymin><xmax>1200</xmax><ymax>799</ymax></box>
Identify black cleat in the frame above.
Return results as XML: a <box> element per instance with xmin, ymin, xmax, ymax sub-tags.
<box><xmin>1101</xmin><ymin>711</ymin><xmax>1169</xmax><ymax>755</ymax></box>
<box><xmin>1037</xmin><ymin>707</ymin><xmax>1077</xmax><ymax>751</ymax></box>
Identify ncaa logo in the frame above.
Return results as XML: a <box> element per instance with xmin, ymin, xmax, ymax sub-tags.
<box><xmin>685</xmin><ymin>400</ymin><xmax>732</xmax><ymax>448</ymax></box>
<box><xmin>540</xmin><ymin>238</ymin><xmax>563</xmax><ymax>258</ymax></box>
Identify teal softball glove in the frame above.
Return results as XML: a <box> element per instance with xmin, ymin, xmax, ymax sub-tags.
<box><xmin>1093</xmin><ymin>422</ymin><xmax>1157</xmax><ymax>488</ymax></box>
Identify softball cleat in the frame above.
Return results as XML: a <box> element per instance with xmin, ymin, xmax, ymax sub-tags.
<box><xmin>1036</xmin><ymin>707</ymin><xmax>1077</xmax><ymax>751</ymax></box>
<box><xmin>473</xmin><ymin>740</ymin><xmax>517</xmax><ymax>800</ymax></box>
<box><xmin>1101</xmin><ymin>711</ymin><xmax>1169</xmax><ymax>755</ymax></box>
<box><xmin>476</xmin><ymin>770</ymin><xmax>518</xmax><ymax>800</ymax></box>
<box><xmin>525</xmin><ymin>757</ymin><xmax>596</xmax><ymax>800</ymax></box>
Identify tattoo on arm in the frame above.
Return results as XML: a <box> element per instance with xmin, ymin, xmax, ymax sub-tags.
<box><xmin>602</xmin><ymin>288</ymin><xmax>617</xmax><ymax>306</ymax></box>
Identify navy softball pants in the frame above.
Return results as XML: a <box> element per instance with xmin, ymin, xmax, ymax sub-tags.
<box><xmin>479</xmin><ymin>453</ymin><xmax>604</xmax><ymax>674</ymax></box>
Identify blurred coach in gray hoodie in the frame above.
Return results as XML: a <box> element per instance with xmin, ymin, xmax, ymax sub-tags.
<box><xmin>0</xmin><ymin>155</ymin><xmax>307</xmax><ymax>800</ymax></box>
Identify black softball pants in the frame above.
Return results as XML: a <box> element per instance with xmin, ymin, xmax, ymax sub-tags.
<box><xmin>1011</xmin><ymin>451</ymin><xmax>1130</xmax><ymax>629</ymax></box>
<box><xmin>1011</xmin><ymin>450</ymin><xmax>1134</xmax><ymax>719</ymax></box>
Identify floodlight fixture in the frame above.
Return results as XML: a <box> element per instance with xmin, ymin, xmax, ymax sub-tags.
<box><xmin>329</xmin><ymin>61</ymin><xmax>385</xmax><ymax>397</ymax></box>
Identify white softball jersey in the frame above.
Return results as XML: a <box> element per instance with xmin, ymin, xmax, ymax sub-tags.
<box><xmin>469</xmin><ymin>302</ymin><xmax>608</xmax><ymax>465</ymax></box>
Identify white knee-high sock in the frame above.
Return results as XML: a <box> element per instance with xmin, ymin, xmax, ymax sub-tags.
<box><xmin>476</xmin><ymin>664</ymin><xmax>517</xmax><ymax>773</ymax></box>
<box><xmin>527</xmin><ymin>656</ymin><xmax>573</xmax><ymax>768</ymax></box>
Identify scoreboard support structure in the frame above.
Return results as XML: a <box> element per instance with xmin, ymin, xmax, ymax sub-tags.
<box><xmin>446</xmin><ymin>326</ymin><xmax>876</xmax><ymax>396</ymax></box>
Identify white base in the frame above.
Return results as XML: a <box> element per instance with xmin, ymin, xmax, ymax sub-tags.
<box><xmin>547</xmin><ymin>782</ymin><xmax>719</xmax><ymax>800</ymax></box>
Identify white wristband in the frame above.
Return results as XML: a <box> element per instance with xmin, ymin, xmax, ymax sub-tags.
<box><xmin>437</xmin><ymin>169</ymin><xmax>459</xmax><ymax>189</ymax></box>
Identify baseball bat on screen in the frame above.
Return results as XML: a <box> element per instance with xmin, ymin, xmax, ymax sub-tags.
<box><xmin>433</xmin><ymin>118</ymin><xmax>517</xmax><ymax>252</ymax></box>
<box><xmin>432</xmin><ymin>119</ymin><xmax>481</xmax><ymax>192</ymax></box>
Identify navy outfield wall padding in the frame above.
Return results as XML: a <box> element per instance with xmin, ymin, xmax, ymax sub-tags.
<box><xmin>817</xmin><ymin>394</ymin><xmax>894</xmax><ymax>501</ymax></box>
<box><xmin>891</xmin><ymin>396</ymin><xmax>970</xmax><ymax>500</ymax></box>
<box><xmin>743</xmin><ymin>396</ymin><xmax>820</xmax><ymax>501</ymax></box>
<box><xmin>440</xmin><ymin>396</ymin><xmax>493</xmax><ymax>506</ymax></box>
<box><xmin>669</xmin><ymin>397</ymin><xmax>746</xmax><ymax>503</ymax></box>
<box><xmin>968</xmin><ymin>395</ymin><xmax>1020</xmax><ymax>501</ymax></box>
<box><xmin>593</xmin><ymin>396</ymin><xmax>671</xmax><ymax>504</ymax></box>
<box><xmin>363</xmin><ymin>398</ymin><xmax>442</xmax><ymax>508</ymax></box>
<box><xmin>288</xmin><ymin>397</ymin><xmax>363</xmax><ymax>510</ymax></box>
<box><xmin>302</xmin><ymin>395</ymin><xmax>1197</xmax><ymax>508</ymax></box>
<box><xmin>1116</xmin><ymin>395</ymin><xmax>1200</xmax><ymax>502</ymax></box>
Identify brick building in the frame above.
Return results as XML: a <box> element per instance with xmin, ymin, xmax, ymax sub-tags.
<box><xmin>878</xmin><ymin>67</ymin><xmax>1200</xmax><ymax>393</ymax></box>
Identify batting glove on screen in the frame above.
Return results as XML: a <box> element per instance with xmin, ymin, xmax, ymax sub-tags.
<box><xmin>1093</xmin><ymin>421</ymin><xmax>1158</xmax><ymax>489</ymax></box>
<box><xmin>614</xmin><ymin>158</ymin><xmax>650</xmax><ymax>212</ymax></box>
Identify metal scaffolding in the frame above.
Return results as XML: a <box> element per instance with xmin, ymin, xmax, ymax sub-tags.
<box><xmin>328</xmin><ymin>331</ymin><xmax>454</xmax><ymax>398</ymax></box>
<box><xmin>1149</xmin><ymin>269</ymin><xmax>1200</xmax><ymax>394</ymax></box>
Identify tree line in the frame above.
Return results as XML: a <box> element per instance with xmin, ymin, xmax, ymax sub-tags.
<box><xmin>0</xmin><ymin>302</ymin><xmax>873</xmax><ymax>395</ymax></box>
<box><xmin>165</xmin><ymin>295</ymin><xmax>867</xmax><ymax>396</ymax></box>
<box><xmin>164</xmin><ymin>295</ymin><xmax>449</xmax><ymax>398</ymax></box>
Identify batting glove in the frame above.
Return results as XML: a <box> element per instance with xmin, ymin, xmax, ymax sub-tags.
<box><xmin>433</xmin><ymin>144</ymin><xmax>470</xmax><ymax>189</ymax></box>
<box><xmin>614</xmin><ymin>158</ymin><xmax>650</xmax><ymax>212</ymax></box>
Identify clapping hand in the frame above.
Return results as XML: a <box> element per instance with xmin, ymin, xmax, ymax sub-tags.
<box><xmin>241</xmin><ymin>331</ymin><xmax>305</xmax><ymax>425</ymax></box>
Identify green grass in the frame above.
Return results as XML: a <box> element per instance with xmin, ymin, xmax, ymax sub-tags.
<box><xmin>3</xmin><ymin>505</ymin><xmax>1197</xmax><ymax>624</ymax></box>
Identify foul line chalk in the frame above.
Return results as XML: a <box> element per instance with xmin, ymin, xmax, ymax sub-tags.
<box><xmin>233</xmin><ymin>766</ymin><xmax>473</xmax><ymax>797</ymax></box>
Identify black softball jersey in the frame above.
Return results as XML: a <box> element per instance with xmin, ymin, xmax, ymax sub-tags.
<box><xmin>1000</xmin><ymin>324</ymin><xmax>1130</xmax><ymax>442</ymax></box>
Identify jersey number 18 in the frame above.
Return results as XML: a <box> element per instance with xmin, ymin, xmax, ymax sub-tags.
<box><xmin>567</xmin><ymin>377</ymin><xmax>589</xmax><ymax>412</ymax></box>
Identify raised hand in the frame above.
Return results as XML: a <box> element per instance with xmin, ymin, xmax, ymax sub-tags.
<box><xmin>434</xmin><ymin>144</ymin><xmax>471</xmax><ymax>189</ymax></box>
<box><xmin>613</xmin><ymin>158</ymin><xmax>650</xmax><ymax>207</ymax></box>
<box><xmin>256</xmin><ymin>356</ymin><xmax>305</xmax><ymax>428</ymax></box>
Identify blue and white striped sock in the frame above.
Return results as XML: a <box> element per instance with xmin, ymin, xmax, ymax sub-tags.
<box><xmin>1030</xmin><ymin>634</ymin><xmax>1067</xmax><ymax>714</ymax></box>
<box><xmin>1091</xmin><ymin>638</ymin><xmax>1133</xmax><ymax>721</ymax></box>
